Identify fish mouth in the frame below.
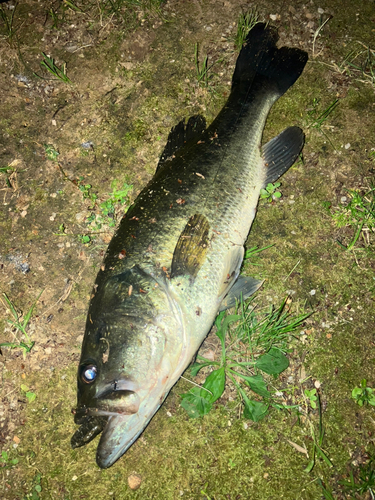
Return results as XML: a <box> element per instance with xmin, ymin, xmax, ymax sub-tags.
<box><xmin>95</xmin><ymin>354</ymin><xmax>189</xmax><ymax>468</ymax></box>
<box><xmin>95</xmin><ymin>398</ymin><xmax>164</xmax><ymax>468</ymax></box>
<box><xmin>72</xmin><ymin>391</ymin><xmax>164</xmax><ymax>467</ymax></box>
<box><xmin>71</xmin><ymin>388</ymin><xmax>140</xmax><ymax>451</ymax></box>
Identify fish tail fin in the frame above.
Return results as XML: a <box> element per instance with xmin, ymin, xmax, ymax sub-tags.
<box><xmin>232</xmin><ymin>23</ymin><xmax>308</xmax><ymax>98</ymax></box>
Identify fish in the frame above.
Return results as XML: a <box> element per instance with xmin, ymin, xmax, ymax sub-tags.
<box><xmin>71</xmin><ymin>22</ymin><xmax>308</xmax><ymax>468</ymax></box>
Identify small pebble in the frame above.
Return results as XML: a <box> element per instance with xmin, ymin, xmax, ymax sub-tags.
<box><xmin>128</xmin><ymin>474</ymin><xmax>142</xmax><ymax>490</ymax></box>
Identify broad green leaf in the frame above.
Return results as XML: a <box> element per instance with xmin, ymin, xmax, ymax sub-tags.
<box><xmin>239</xmin><ymin>388</ymin><xmax>268</xmax><ymax>422</ymax></box>
<box><xmin>21</xmin><ymin>384</ymin><xmax>29</xmax><ymax>392</ymax></box>
<box><xmin>215</xmin><ymin>313</ymin><xmax>240</xmax><ymax>344</ymax></box>
<box><xmin>351</xmin><ymin>387</ymin><xmax>362</xmax><ymax>399</ymax></box>
<box><xmin>230</xmin><ymin>371</ymin><xmax>270</xmax><ymax>398</ymax></box>
<box><xmin>202</xmin><ymin>367</ymin><xmax>225</xmax><ymax>403</ymax></box>
<box><xmin>190</xmin><ymin>361</ymin><xmax>217</xmax><ymax>377</ymax></box>
<box><xmin>245</xmin><ymin>373</ymin><xmax>270</xmax><ymax>398</ymax></box>
<box><xmin>26</xmin><ymin>391</ymin><xmax>36</xmax><ymax>403</ymax></box>
<box><xmin>180</xmin><ymin>388</ymin><xmax>212</xmax><ymax>418</ymax></box>
<box><xmin>255</xmin><ymin>348</ymin><xmax>289</xmax><ymax>375</ymax></box>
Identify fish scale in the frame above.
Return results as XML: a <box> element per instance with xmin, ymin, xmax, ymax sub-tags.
<box><xmin>72</xmin><ymin>22</ymin><xmax>308</xmax><ymax>468</ymax></box>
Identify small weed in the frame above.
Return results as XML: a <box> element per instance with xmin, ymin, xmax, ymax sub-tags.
<box><xmin>200</xmin><ymin>483</ymin><xmax>212</xmax><ymax>500</ymax></box>
<box><xmin>78</xmin><ymin>176</ymin><xmax>98</xmax><ymax>206</ymax></box>
<box><xmin>83</xmin><ymin>179</ymin><xmax>133</xmax><ymax>230</ymax></box>
<box><xmin>0</xmin><ymin>2</ymin><xmax>18</xmax><ymax>42</ymax></box>
<box><xmin>99</xmin><ymin>180</ymin><xmax>133</xmax><ymax>221</ymax></box>
<box><xmin>234</xmin><ymin>10</ymin><xmax>259</xmax><ymax>51</ymax></box>
<box><xmin>304</xmin><ymin>388</ymin><xmax>318</xmax><ymax>409</ymax></box>
<box><xmin>340</xmin><ymin>458</ymin><xmax>375</xmax><ymax>498</ymax></box>
<box><xmin>180</xmin><ymin>298</ymin><xmax>309</xmax><ymax>420</ymax></box>
<box><xmin>37</xmin><ymin>53</ymin><xmax>72</xmax><ymax>84</ymax></box>
<box><xmin>331</xmin><ymin>187</ymin><xmax>375</xmax><ymax>250</ymax></box>
<box><xmin>195</xmin><ymin>43</ymin><xmax>210</xmax><ymax>87</ymax></box>
<box><xmin>352</xmin><ymin>379</ymin><xmax>375</xmax><ymax>407</ymax></box>
<box><xmin>54</xmin><ymin>223</ymin><xmax>66</xmax><ymax>236</ymax></box>
<box><xmin>74</xmin><ymin>179</ymin><xmax>132</xmax><ymax>244</ymax></box>
<box><xmin>43</xmin><ymin>144</ymin><xmax>59</xmax><ymax>162</ymax></box>
<box><xmin>97</xmin><ymin>0</ymin><xmax>164</xmax><ymax>25</ymax></box>
<box><xmin>78</xmin><ymin>234</ymin><xmax>91</xmax><ymax>245</ymax></box>
<box><xmin>307</xmin><ymin>98</ymin><xmax>339</xmax><ymax>130</ymax></box>
<box><xmin>0</xmin><ymin>291</ymin><xmax>43</xmax><ymax>355</ymax></box>
<box><xmin>194</xmin><ymin>43</ymin><xmax>222</xmax><ymax>89</ymax></box>
<box><xmin>0</xmin><ymin>165</ymin><xmax>15</xmax><ymax>188</ymax></box>
<box><xmin>306</xmin><ymin>98</ymin><xmax>339</xmax><ymax>150</ymax></box>
<box><xmin>23</xmin><ymin>473</ymin><xmax>42</xmax><ymax>500</ymax></box>
<box><xmin>0</xmin><ymin>450</ymin><xmax>19</xmax><ymax>468</ymax></box>
<box><xmin>244</xmin><ymin>244</ymin><xmax>274</xmax><ymax>263</ymax></box>
<box><xmin>21</xmin><ymin>384</ymin><xmax>36</xmax><ymax>403</ymax></box>
<box><xmin>304</xmin><ymin>391</ymin><xmax>333</xmax><ymax>473</ymax></box>
<box><xmin>48</xmin><ymin>0</ymin><xmax>83</xmax><ymax>28</ymax></box>
<box><xmin>62</xmin><ymin>0</ymin><xmax>84</xmax><ymax>13</ymax></box>
<box><xmin>48</xmin><ymin>7</ymin><xmax>61</xmax><ymax>29</ymax></box>
<box><xmin>331</xmin><ymin>42</ymin><xmax>375</xmax><ymax>88</ymax></box>
<box><xmin>317</xmin><ymin>478</ymin><xmax>335</xmax><ymax>500</ymax></box>
<box><xmin>260</xmin><ymin>182</ymin><xmax>282</xmax><ymax>202</ymax></box>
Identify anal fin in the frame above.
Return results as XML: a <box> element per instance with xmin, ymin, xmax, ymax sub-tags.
<box><xmin>262</xmin><ymin>126</ymin><xmax>304</xmax><ymax>185</ymax></box>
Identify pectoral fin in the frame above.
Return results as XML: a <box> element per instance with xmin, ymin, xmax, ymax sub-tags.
<box><xmin>219</xmin><ymin>275</ymin><xmax>263</xmax><ymax>311</ymax></box>
<box><xmin>171</xmin><ymin>214</ymin><xmax>210</xmax><ymax>278</ymax></box>
<box><xmin>262</xmin><ymin>126</ymin><xmax>305</xmax><ymax>185</ymax></box>
<box><xmin>217</xmin><ymin>246</ymin><xmax>244</xmax><ymax>299</ymax></box>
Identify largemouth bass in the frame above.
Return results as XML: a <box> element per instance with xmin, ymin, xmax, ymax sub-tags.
<box><xmin>71</xmin><ymin>23</ymin><xmax>308</xmax><ymax>468</ymax></box>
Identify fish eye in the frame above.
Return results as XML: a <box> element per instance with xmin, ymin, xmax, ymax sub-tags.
<box><xmin>81</xmin><ymin>364</ymin><xmax>97</xmax><ymax>383</ymax></box>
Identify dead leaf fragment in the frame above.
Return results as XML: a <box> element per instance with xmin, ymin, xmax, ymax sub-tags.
<box><xmin>286</xmin><ymin>439</ymin><xmax>308</xmax><ymax>455</ymax></box>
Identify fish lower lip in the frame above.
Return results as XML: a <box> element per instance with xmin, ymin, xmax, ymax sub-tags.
<box><xmin>96</xmin><ymin>414</ymin><xmax>143</xmax><ymax>468</ymax></box>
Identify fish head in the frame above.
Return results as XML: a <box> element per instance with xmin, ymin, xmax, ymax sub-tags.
<box><xmin>71</xmin><ymin>266</ymin><xmax>186</xmax><ymax>468</ymax></box>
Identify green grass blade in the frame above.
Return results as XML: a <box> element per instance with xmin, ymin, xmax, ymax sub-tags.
<box><xmin>2</xmin><ymin>293</ymin><xmax>19</xmax><ymax>321</ymax></box>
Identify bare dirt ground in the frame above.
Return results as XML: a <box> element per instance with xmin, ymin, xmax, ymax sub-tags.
<box><xmin>0</xmin><ymin>0</ymin><xmax>374</xmax><ymax>499</ymax></box>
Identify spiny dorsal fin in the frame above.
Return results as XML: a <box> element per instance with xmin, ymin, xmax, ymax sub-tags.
<box><xmin>157</xmin><ymin>115</ymin><xmax>206</xmax><ymax>171</ymax></box>
<box><xmin>262</xmin><ymin>126</ymin><xmax>305</xmax><ymax>186</ymax></box>
<box><xmin>171</xmin><ymin>213</ymin><xmax>210</xmax><ymax>278</ymax></box>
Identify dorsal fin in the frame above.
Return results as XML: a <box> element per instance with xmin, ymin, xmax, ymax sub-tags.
<box><xmin>157</xmin><ymin>115</ymin><xmax>206</xmax><ymax>171</ymax></box>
